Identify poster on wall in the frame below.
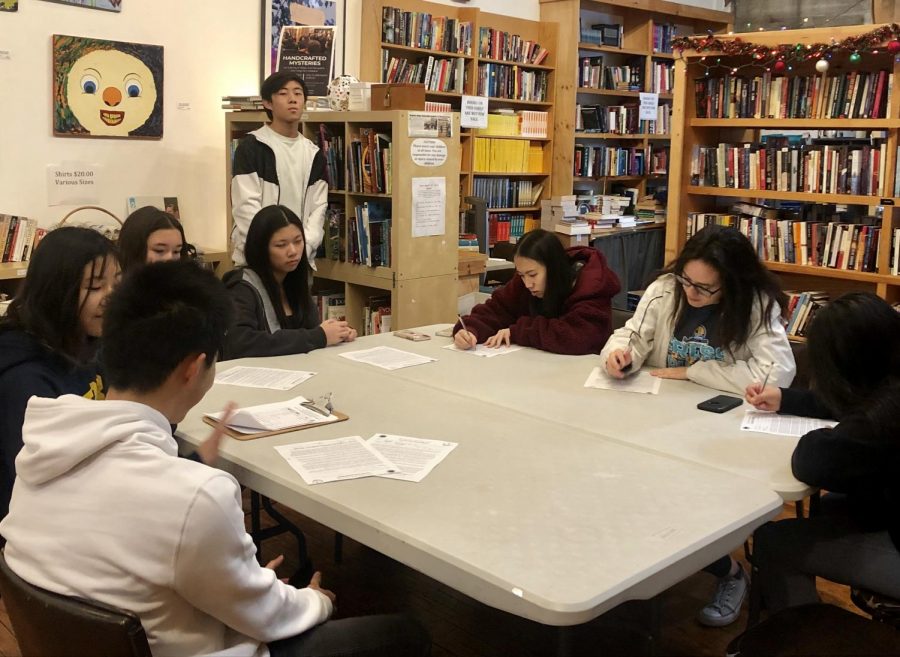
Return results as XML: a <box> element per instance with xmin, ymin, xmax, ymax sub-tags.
<box><xmin>52</xmin><ymin>34</ymin><xmax>163</xmax><ymax>139</ymax></box>
<box><xmin>0</xmin><ymin>1</ymin><xmax>19</xmax><ymax>12</ymax></box>
<box><xmin>277</xmin><ymin>26</ymin><xmax>335</xmax><ymax>97</ymax></box>
<box><xmin>40</xmin><ymin>0</ymin><xmax>122</xmax><ymax>12</ymax></box>
<box><xmin>263</xmin><ymin>0</ymin><xmax>339</xmax><ymax>82</ymax></box>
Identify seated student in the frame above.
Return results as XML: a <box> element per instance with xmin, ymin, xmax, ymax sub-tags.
<box><xmin>223</xmin><ymin>205</ymin><xmax>355</xmax><ymax>359</ymax></box>
<box><xmin>0</xmin><ymin>226</ymin><xmax>117</xmax><ymax>525</ymax></box>
<box><xmin>453</xmin><ymin>228</ymin><xmax>620</xmax><ymax>355</ymax></box>
<box><xmin>602</xmin><ymin>224</ymin><xmax>796</xmax><ymax>394</ymax></box>
<box><xmin>601</xmin><ymin>224</ymin><xmax>796</xmax><ymax>627</ymax></box>
<box><xmin>118</xmin><ymin>205</ymin><xmax>195</xmax><ymax>272</ymax></box>
<box><xmin>0</xmin><ymin>261</ymin><xmax>431</xmax><ymax>657</ymax></box>
<box><xmin>746</xmin><ymin>292</ymin><xmax>900</xmax><ymax>613</ymax></box>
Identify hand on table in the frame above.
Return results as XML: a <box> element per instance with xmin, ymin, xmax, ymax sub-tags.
<box><xmin>745</xmin><ymin>383</ymin><xmax>782</xmax><ymax>411</ymax></box>
<box><xmin>454</xmin><ymin>329</ymin><xmax>477</xmax><ymax>350</ymax></box>
<box><xmin>321</xmin><ymin>319</ymin><xmax>352</xmax><ymax>346</ymax></box>
<box><xmin>605</xmin><ymin>349</ymin><xmax>632</xmax><ymax>379</ymax></box>
<box><xmin>650</xmin><ymin>366</ymin><xmax>689</xmax><ymax>380</ymax></box>
<box><xmin>484</xmin><ymin>328</ymin><xmax>511</xmax><ymax>348</ymax></box>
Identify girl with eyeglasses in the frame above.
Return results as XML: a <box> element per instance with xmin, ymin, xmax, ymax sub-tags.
<box><xmin>601</xmin><ymin>223</ymin><xmax>795</xmax><ymax>395</ymax></box>
<box><xmin>601</xmin><ymin>223</ymin><xmax>797</xmax><ymax>627</ymax></box>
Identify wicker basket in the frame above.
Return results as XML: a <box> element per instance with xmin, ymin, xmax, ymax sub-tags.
<box><xmin>57</xmin><ymin>206</ymin><xmax>123</xmax><ymax>240</ymax></box>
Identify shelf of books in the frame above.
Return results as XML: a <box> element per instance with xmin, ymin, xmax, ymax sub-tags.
<box><xmin>361</xmin><ymin>0</ymin><xmax>556</xmax><ymax>254</ymax></box>
<box><xmin>666</xmin><ymin>24</ymin><xmax>900</xmax><ymax>324</ymax></box>
<box><xmin>224</xmin><ymin>110</ymin><xmax>460</xmax><ymax>333</ymax></box>
<box><xmin>540</xmin><ymin>0</ymin><xmax>732</xmax><ymax>232</ymax></box>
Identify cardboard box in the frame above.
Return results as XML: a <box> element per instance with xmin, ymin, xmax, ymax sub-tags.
<box><xmin>371</xmin><ymin>83</ymin><xmax>426</xmax><ymax>110</ymax></box>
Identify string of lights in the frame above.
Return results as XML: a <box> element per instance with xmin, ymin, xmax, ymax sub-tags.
<box><xmin>672</xmin><ymin>24</ymin><xmax>900</xmax><ymax>77</ymax></box>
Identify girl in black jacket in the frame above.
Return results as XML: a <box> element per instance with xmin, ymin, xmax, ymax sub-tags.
<box><xmin>222</xmin><ymin>205</ymin><xmax>355</xmax><ymax>359</ymax></box>
<box><xmin>745</xmin><ymin>292</ymin><xmax>900</xmax><ymax>612</ymax></box>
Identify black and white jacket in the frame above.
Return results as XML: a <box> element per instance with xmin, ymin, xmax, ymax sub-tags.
<box><xmin>230</xmin><ymin>125</ymin><xmax>328</xmax><ymax>268</ymax></box>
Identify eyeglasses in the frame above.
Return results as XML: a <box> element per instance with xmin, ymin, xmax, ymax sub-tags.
<box><xmin>674</xmin><ymin>273</ymin><xmax>721</xmax><ymax>297</ymax></box>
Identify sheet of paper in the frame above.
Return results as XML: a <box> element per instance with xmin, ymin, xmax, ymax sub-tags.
<box><xmin>639</xmin><ymin>92</ymin><xmax>659</xmax><ymax>120</ymax></box>
<box><xmin>583</xmin><ymin>366</ymin><xmax>662</xmax><ymax>394</ymax></box>
<box><xmin>411</xmin><ymin>176</ymin><xmax>446</xmax><ymax>237</ymax></box>
<box><xmin>367</xmin><ymin>434</ymin><xmax>458</xmax><ymax>482</ymax></box>
<box><xmin>740</xmin><ymin>410</ymin><xmax>837</xmax><ymax>437</ymax></box>
<box><xmin>443</xmin><ymin>343</ymin><xmax>523</xmax><ymax>358</ymax></box>
<box><xmin>339</xmin><ymin>346</ymin><xmax>436</xmax><ymax>370</ymax></box>
<box><xmin>205</xmin><ymin>396</ymin><xmax>337</xmax><ymax>434</ymax></box>
<box><xmin>214</xmin><ymin>366</ymin><xmax>315</xmax><ymax>390</ymax></box>
<box><xmin>275</xmin><ymin>436</ymin><xmax>398</xmax><ymax>485</ymax></box>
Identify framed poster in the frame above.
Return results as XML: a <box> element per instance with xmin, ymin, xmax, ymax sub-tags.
<box><xmin>52</xmin><ymin>34</ymin><xmax>163</xmax><ymax>139</ymax></box>
<box><xmin>276</xmin><ymin>26</ymin><xmax>335</xmax><ymax>96</ymax></box>
<box><xmin>262</xmin><ymin>0</ymin><xmax>340</xmax><ymax>86</ymax></box>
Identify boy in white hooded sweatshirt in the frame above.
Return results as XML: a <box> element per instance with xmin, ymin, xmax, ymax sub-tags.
<box><xmin>0</xmin><ymin>261</ymin><xmax>429</xmax><ymax>657</ymax></box>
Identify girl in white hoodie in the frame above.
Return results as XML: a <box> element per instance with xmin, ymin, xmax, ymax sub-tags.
<box><xmin>600</xmin><ymin>224</ymin><xmax>796</xmax><ymax>628</ymax></box>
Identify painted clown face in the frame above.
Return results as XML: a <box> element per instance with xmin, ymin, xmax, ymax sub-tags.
<box><xmin>66</xmin><ymin>49</ymin><xmax>157</xmax><ymax>136</ymax></box>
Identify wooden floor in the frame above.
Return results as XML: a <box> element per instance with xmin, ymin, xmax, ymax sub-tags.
<box><xmin>0</xmin><ymin>501</ymin><xmax>858</xmax><ymax>657</ymax></box>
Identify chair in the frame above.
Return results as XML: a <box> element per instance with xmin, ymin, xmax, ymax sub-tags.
<box><xmin>727</xmin><ymin>603</ymin><xmax>900</xmax><ymax>656</ymax></box>
<box><xmin>0</xmin><ymin>552</ymin><xmax>152</xmax><ymax>657</ymax></box>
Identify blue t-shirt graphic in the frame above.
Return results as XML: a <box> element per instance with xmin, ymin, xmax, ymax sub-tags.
<box><xmin>667</xmin><ymin>304</ymin><xmax>725</xmax><ymax>367</ymax></box>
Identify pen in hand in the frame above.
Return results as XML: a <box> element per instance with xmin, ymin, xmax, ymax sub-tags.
<box><xmin>621</xmin><ymin>333</ymin><xmax>634</xmax><ymax>373</ymax></box>
<box><xmin>457</xmin><ymin>314</ymin><xmax>469</xmax><ymax>333</ymax></box>
<box><xmin>760</xmin><ymin>362</ymin><xmax>774</xmax><ymax>389</ymax></box>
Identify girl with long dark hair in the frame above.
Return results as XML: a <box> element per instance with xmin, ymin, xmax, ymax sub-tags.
<box><xmin>223</xmin><ymin>205</ymin><xmax>355</xmax><ymax>359</ymax></box>
<box><xmin>453</xmin><ymin>228</ymin><xmax>620</xmax><ymax>355</ymax></box>
<box><xmin>118</xmin><ymin>206</ymin><xmax>195</xmax><ymax>272</ymax></box>
<box><xmin>0</xmin><ymin>226</ymin><xmax>119</xmax><ymax>523</ymax></box>
<box><xmin>747</xmin><ymin>292</ymin><xmax>900</xmax><ymax>612</ymax></box>
<box><xmin>602</xmin><ymin>224</ymin><xmax>796</xmax><ymax>393</ymax></box>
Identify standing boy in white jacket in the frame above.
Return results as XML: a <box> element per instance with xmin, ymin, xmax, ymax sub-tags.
<box><xmin>0</xmin><ymin>261</ymin><xmax>429</xmax><ymax>657</ymax></box>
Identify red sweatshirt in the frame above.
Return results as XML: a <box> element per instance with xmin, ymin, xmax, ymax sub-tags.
<box><xmin>454</xmin><ymin>247</ymin><xmax>620</xmax><ymax>355</ymax></box>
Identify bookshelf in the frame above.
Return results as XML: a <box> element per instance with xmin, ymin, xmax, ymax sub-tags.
<box><xmin>224</xmin><ymin>109</ymin><xmax>460</xmax><ymax>332</ymax></box>
<box><xmin>360</xmin><ymin>0</ymin><xmax>557</xmax><ymax>249</ymax></box>
<box><xmin>539</xmin><ymin>0</ymin><xmax>731</xmax><ymax>210</ymax></box>
<box><xmin>667</xmin><ymin>24</ymin><xmax>900</xmax><ymax>316</ymax></box>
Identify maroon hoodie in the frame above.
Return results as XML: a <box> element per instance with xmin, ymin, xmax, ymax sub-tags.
<box><xmin>454</xmin><ymin>247</ymin><xmax>620</xmax><ymax>355</ymax></box>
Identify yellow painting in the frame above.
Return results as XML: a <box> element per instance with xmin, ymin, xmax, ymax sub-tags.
<box><xmin>53</xmin><ymin>35</ymin><xmax>163</xmax><ymax>139</ymax></box>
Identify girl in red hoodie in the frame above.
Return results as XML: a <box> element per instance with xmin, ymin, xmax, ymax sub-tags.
<box><xmin>453</xmin><ymin>229</ymin><xmax>620</xmax><ymax>355</ymax></box>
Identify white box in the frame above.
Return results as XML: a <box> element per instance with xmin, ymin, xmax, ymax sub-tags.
<box><xmin>348</xmin><ymin>83</ymin><xmax>372</xmax><ymax>111</ymax></box>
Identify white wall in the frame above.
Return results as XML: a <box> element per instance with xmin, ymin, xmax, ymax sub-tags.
<box><xmin>0</xmin><ymin>0</ymin><xmax>258</xmax><ymax>249</ymax></box>
<box><xmin>1</xmin><ymin>0</ymin><xmax>726</xmax><ymax>250</ymax></box>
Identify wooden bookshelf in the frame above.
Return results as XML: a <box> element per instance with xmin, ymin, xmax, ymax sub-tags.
<box><xmin>540</xmin><ymin>0</ymin><xmax>732</xmax><ymax>204</ymax></box>
<box><xmin>224</xmin><ymin>110</ymin><xmax>460</xmax><ymax>331</ymax></box>
<box><xmin>360</xmin><ymin>0</ymin><xmax>557</xmax><ymax>248</ymax></box>
<box><xmin>667</xmin><ymin>24</ymin><xmax>900</xmax><ymax>308</ymax></box>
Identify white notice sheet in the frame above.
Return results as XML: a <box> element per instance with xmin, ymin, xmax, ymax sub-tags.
<box><xmin>740</xmin><ymin>410</ymin><xmax>837</xmax><ymax>437</ymax></box>
<box><xmin>215</xmin><ymin>366</ymin><xmax>315</xmax><ymax>390</ymax></box>
<box><xmin>205</xmin><ymin>396</ymin><xmax>338</xmax><ymax>434</ymax></box>
<box><xmin>275</xmin><ymin>436</ymin><xmax>398</xmax><ymax>485</ymax></box>
<box><xmin>339</xmin><ymin>346</ymin><xmax>436</xmax><ymax>370</ymax></box>
<box><xmin>584</xmin><ymin>367</ymin><xmax>662</xmax><ymax>394</ymax></box>
<box><xmin>411</xmin><ymin>176</ymin><xmax>446</xmax><ymax>237</ymax></box>
<box><xmin>443</xmin><ymin>343</ymin><xmax>523</xmax><ymax>358</ymax></box>
<box><xmin>367</xmin><ymin>434</ymin><xmax>458</xmax><ymax>482</ymax></box>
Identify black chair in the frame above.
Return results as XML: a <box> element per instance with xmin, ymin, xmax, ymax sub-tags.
<box><xmin>0</xmin><ymin>552</ymin><xmax>152</xmax><ymax>657</ymax></box>
<box><xmin>727</xmin><ymin>603</ymin><xmax>900</xmax><ymax>656</ymax></box>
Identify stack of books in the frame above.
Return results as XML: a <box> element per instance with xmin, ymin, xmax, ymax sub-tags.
<box><xmin>541</xmin><ymin>195</ymin><xmax>588</xmax><ymax>234</ymax></box>
<box><xmin>221</xmin><ymin>95</ymin><xmax>263</xmax><ymax>110</ymax></box>
<box><xmin>0</xmin><ymin>215</ymin><xmax>45</xmax><ymax>264</ymax></box>
<box><xmin>635</xmin><ymin>195</ymin><xmax>666</xmax><ymax>224</ymax></box>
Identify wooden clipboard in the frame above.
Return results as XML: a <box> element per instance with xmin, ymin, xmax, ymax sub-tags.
<box><xmin>203</xmin><ymin>411</ymin><xmax>349</xmax><ymax>441</ymax></box>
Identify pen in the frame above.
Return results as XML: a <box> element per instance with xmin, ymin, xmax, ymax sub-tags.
<box><xmin>457</xmin><ymin>314</ymin><xmax>469</xmax><ymax>333</ymax></box>
<box><xmin>760</xmin><ymin>363</ymin><xmax>775</xmax><ymax>389</ymax></box>
<box><xmin>301</xmin><ymin>401</ymin><xmax>330</xmax><ymax>417</ymax></box>
<box><xmin>621</xmin><ymin>333</ymin><xmax>634</xmax><ymax>372</ymax></box>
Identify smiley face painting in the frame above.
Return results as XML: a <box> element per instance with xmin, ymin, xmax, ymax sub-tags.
<box><xmin>53</xmin><ymin>35</ymin><xmax>163</xmax><ymax>139</ymax></box>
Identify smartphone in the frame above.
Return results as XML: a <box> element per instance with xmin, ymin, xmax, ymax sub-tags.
<box><xmin>394</xmin><ymin>330</ymin><xmax>431</xmax><ymax>341</ymax></box>
<box><xmin>697</xmin><ymin>395</ymin><xmax>743</xmax><ymax>414</ymax></box>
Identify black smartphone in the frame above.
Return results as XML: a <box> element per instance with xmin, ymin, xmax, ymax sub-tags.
<box><xmin>697</xmin><ymin>395</ymin><xmax>743</xmax><ymax>413</ymax></box>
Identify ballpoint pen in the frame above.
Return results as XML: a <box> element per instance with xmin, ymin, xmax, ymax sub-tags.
<box><xmin>760</xmin><ymin>362</ymin><xmax>775</xmax><ymax>389</ymax></box>
<box><xmin>457</xmin><ymin>314</ymin><xmax>469</xmax><ymax>333</ymax></box>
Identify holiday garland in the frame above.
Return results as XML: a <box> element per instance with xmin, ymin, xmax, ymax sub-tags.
<box><xmin>672</xmin><ymin>24</ymin><xmax>900</xmax><ymax>75</ymax></box>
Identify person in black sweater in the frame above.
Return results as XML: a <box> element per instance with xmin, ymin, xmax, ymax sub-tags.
<box><xmin>0</xmin><ymin>227</ymin><xmax>119</xmax><ymax>526</ymax></box>
<box><xmin>745</xmin><ymin>292</ymin><xmax>900</xmax><ymax>612</ymax></box>
<box><xmin>223</xmin><ymin>205</ymin><xmax>355</xmax><ymax>359</ymax></box>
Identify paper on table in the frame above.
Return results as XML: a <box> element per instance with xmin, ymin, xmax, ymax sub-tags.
<box><xmin>584</xmin><ymin>366</ymin><xmax>662</xmax><ymax>394</ymax></box>
<box><xmin>275</xmin><ymin>436</ymin><xmax>398</xmax><ymax>485</ymax></box>
<box><xmin>740</xmin><ymin>410</ymin><xmax>837</xmax><ymax>437</ymax></box>
<box><xmin>215</xmin><ymin>366</ymin><xmax>315</xmax><ymax>390</ymax></box>
<box><xmin>339</xmin><ymin>346</ymin><xmax>436</xmax><ymax>370</ymax></box>
<box><xmin>442</xmin><ymin>343</ymin><xmax>523</xmax><ymax>358</ymax></box>
<box><xmin>205</xmin><ymin>396</ymin><xmax>336</xmax><ymax>434</ymax></box>
<box><xmin>367</xmin><ymin>434</ymin><xmax>457</xmax><ymax>482</ymax></box>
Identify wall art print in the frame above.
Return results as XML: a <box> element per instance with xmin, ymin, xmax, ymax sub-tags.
<box><xmin>40</xmin><ymin>0</ymin><xmax>121</xmax><ymax>12</ymax></box>
<box><xmin>53</xmin><ymin>34</ymin><xmax>163</xmax><ymax>139</ymax></box>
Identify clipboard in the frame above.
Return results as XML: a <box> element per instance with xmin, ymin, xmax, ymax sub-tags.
<box><xmin>202</xmin><ymin>411</ymin><xmax>349</xmax><ymax>441</ymax></box>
